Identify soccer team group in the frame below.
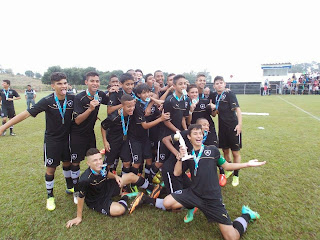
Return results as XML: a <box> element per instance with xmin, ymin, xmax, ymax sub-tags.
<box><xmin>0</xmin><ymin>70</ymin><xmax>266</xmax><ymax>239</ymax></box>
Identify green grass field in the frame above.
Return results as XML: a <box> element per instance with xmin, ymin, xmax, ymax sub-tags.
<box><xmin>0</xmin><ymin>92</ymin><xmax>319</xmax><ymax>240</ymax></box>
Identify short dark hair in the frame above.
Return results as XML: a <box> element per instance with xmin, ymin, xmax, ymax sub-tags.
<box><xmin>3</xmin><ymin>80</ymin><xmax>10</xmax><ymax>85</ymax></box>
<box><xmin>27</xmin><ymin>84</ymin><xmax>31</xmax><ymax>87</ymax></box>
<box><xmin>86</xmin><ymin>71</ymin><xmax>99</xmax><ymax>80</ymax></box>
<box><xmin>154</xmin><ymin>70</ymin><xmax>163</xmax><ymax>76</ymax></box>
<box><xmin>50</xmin><ymin>72</ymin><xmax>67</xmax><ymax>84</ymax></box>
<box><xmin>196</xmin><ymin>118</ymin><xmax>208</xmax><ymax>124</ymax></box>
<box><xmin>173</xmin><ymin>74</ymin><xmax>185</xmax><ymax>85</ymax></box>
<box><xmin>134</xmin><ymin>83</ymin><xmax>150</xmax><ymax>95</ymax></box>
<box><xmin>214</xmin><ymin>76</ymin><xmax>224</xmax><ymax>83</ymax></box>
<box><xmin>135</xmin><ymin>69</ymin><xmax>143</xmax><ymax>75</ymax></box>
<box><xmin>187</xmin><ymin>84</ymin><xmax>198</xmax><ymax>92</ymax></box>
<box><xmin>107</xmin><ymin>85</ymin><xmax>111</xmax><ymax>90</ymax></box>
<box><xmin>86</xmin><ymin>148</ymin><xmax>100</xmax><ymax>157</ymax></box>
<box><xmin>120</xmin><ymin>73</ymin><xmax>134</xmax><ymax>84</ymax></box>
<box><xmin>196</xmin><ymin>73</ymin><xmax>206</xmax><ymax>79</ymax></box>
<box><xmin>187</xmin><ymin>124</ymin><xmax>202</xmax><ymax>136</ymax></box>
<box><xmin>110</xmin><ymin>74</ymin><xmax>118</xmax><ymax>80</ymax></box>
<box><xmin>145</xmin><ymin>73</ymin><xmax>153</xmax><ymax>81</ymax></box>
<box><xmin>167</xmin><ymin>73</ymin><xmax>175</xmax><ymax>78</ymax></box>
<box><xmin>120</xmin><ymin>94</ymin><xmax>134</xmax><ymax>103</ymax></box>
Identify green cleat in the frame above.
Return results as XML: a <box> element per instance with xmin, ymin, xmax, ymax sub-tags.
<box><xmin>130</xmin><ymin>185</ymin><xmax>139</xmax><ymax>193</ymax></box>
<box><xmin>232</xmin><ymin>176</ymin><xmax>239</xmax><ymax>187</ymax></box>
<box><xmin>225</xmin><ymin>170</ymin><xmax>233</xmax><ymax>179</ymax></box>
<box><xmin>65</xmin><ymin>187</ymin><xmax>74</xmax><ymax>194</ymax></box>
<box><xmin>184</xmin><ymin>207</ymin><xmax>198</xmax><ymax>223</ymax></box>
<box><xmin>123</xmin><ymin>191</ymin><xmax>139</xmax><ymax>199</ymax></box>
<box><xmin>242</xmin><ymin>205</ymin><xmax>260</xmax><ymax>221</ymax></box>
<box><xmin>46</xmin><ymin>197</ymin><xmax>56</xmax><ymax>211</ymax></box>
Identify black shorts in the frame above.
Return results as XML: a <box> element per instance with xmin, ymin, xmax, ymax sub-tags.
<box><xmin>218</xmin><ymin>127</ymin><xmax>242</xmax><ymax>151</ymax></box>
<box><xmin>104</xmin><ymin>136</ymin><xmax>130</xmax><ymax>166</ymax></box>
<box><xmin>155</xmin><ymin>141</ymin><xmax>170</xmax><ymax>163</ymax></box>
<box><xmin>171</xmin><ymin>188</ymin><xmax>232</xmax><ymax>225</ymax></box>
<box><xmin>127</xmin><ymin>138</ymin><xmax>152</xmax><ymax>164</ymax></box>
<box><xmin>44</xmin><ymin>140</ymin><xmax>70</xmax><ymax>167</ymax></box>
<box><xmin>89</xmin><ymin>179</ymin><xmax>121</xmax><ymax>216</ymax></box>
<box><xmin>1</xmin><ymin>107</ymin><xmax>16</xmax><ymax>118</ymax></box>
<box><xmin>70</xmin><ymin>133</ymin><xmax>96</xmax><ymax>163</ymax></box>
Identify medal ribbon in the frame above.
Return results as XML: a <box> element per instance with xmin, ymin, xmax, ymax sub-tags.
<box><xmin>90</xmin><ymin>166</ymin><xmax>107</xmax><ymax>177</ymax></box>
<box><xmin>137</xmin><ymin>98</ymin><xmax>150</xmax><ymax>110</ymax></box>
<box><xmin>123</xmin><ymin>89</ymin><xmax>137</xmax><ymax>99</ymax></box>
<box><xmin>120</xmin><ymin>108</ymin><xmax>130</xmax><ymax>137</ymax></box>
<box><xmin>54</xmin><ymin>92</ymin><xmax>67</xmax><ymax>124</ymax></box>
<box><xmin>192</xmin><ymin>144</ymin><xmax>204</xmax><ymax>175</ymax></box>
<box><xmin>173</xmin><ymin>91</ymin><xmax>184</xmax><ymax>102</ymax></box>
<box><xmin>3</xmin><ymin>88</ymin><xmax>10</xmax><ymax>100</ymax></box>
<box><xmin>215</xmin><ymin>91</ymin><xmax>225</xmax><ymax>110</ymax></box>
<box><xmin>202</xmin><ymin>131</ymin><xmax>208</xmax><ymax>143</ymax></box>
<box><xmin>86</xmin><ymin>89</ymin><xmax>99</xmax><ymax>100</ymax></box>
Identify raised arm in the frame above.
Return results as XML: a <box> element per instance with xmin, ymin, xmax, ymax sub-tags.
<box><xmin>0</xmin><ymin>110</ymin><xmax>30</xmax><ymax>135</ymax></box>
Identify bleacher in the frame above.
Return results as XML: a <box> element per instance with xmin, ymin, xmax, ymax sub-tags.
<box><xmin>207</xmin><ymin>82</ymin><xmax>261</xmax><ymax>94</ymax></box>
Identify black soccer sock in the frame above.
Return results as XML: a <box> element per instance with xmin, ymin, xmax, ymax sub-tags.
<box><xmin>150</xmin><ymin>163</ymin><xmax>159</xmax><ymax>181</ymax></box>
<box><xmin>233</xmin><ymin>214</ymin><xmax>250</xmax><ymax>236</ymax></box>
<box><xmin>143</xmin><ymin>197</ymin><xmax>166</xmax><ymax>210</ymax></box>
<box><xmin>134</xmin><ymin>176</ymin><xmax>151</xmax><ymax>190</ymax></box>
<box><xmin>131</xmin><ymin>166</ymin><xmax>139</xmax><ymax>175</ymax></box>
<box><xmin>118</xmin><ymin>195</ymin><xmax>129</xmax><ymax>211</ymax></box>
<box><xmin>45</xmin><ymin>174</ymin><xmax>54</xmax><ymax>198</ymax></box>
<box><xmin>63</xmin><ymin>166</ymin><xmax>73</xmax><ymax>189</ymax></box>
<box><xmin>234</xmin><ymin>170</ymin><xmax>239</xmax><ymax>177</ymax></box>
<box><xmin>9</xmin><ymin>126</ymin><xmax>13</xmax><ymax>133</ymax></box>
<box><xmin>219</xmin><ymin>167</ymin><xmax>225</xmax><ymax>174</ymax></box>
<box><xmin>122</xmin><ymin>166</ymin><xmax>131</xmax><ymax>176</ymax></box>
<box><xmin>139</xmin><ymin>163</ymin><xmax>144</xmax><ymax>174</ymax></box>
<box><xmin>71</xmin><ymin>164</ymin><xmax>80</xmax><ymax>186</ymax></box>
<box><xmin>144</xmin><ymin>164</ymin><xmax>152</xmax><ymax>181</ymax></box>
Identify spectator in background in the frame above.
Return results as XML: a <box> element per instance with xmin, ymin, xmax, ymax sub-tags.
<box><xmin>204</xmin><ymin>87</ymin><xmax>211</xmax><ymax>98</ymax></box>
<box><xmin>25</xmin><ymin>84</ymin><xmax>36</xmax><ymax>109</ymax></box>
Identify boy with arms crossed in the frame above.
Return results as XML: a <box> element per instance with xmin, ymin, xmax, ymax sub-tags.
<box><xmin>0</xmin><ymin>72</ymin><xmax>74</xmax><ymax>211</ymax></box>
<box><xmin>213</xmin><ymin>76</ymin><xmax>243</xmax><ymax>186</ymax></box>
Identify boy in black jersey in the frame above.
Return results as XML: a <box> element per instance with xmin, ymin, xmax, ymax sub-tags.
<box><xmin>70</xmin><ymin>72</ymin><xmax>109</xmax><ymax>202</ymax></box>
<box><xmin>0</xmin><ymin>80</ymin><xmax>21</xmax><ymax>136</ymax></box>
<box><xmin>66</xmin><ymin>148</ymin><xmax>155</xmax><ymax>228</ymax></box>
<box><xmin>107</xmin><ymin>73</ymin><xmax>135</xmax><ymax>115</ymax></box>
<box><xmin>101</xmin><ymin>94</ymin><xmax>135</xmax><ymax>173</ymax></box>
<box><xmin>163</xmin><ymin>124</ymin><xmax>266</xmax><ymax>240</ymax></box>
<box><xmin>213</xmin><ymin>76</ymin><xmax>243</xmax><ymax>187</ymax></box>
<box><xmin>0</xmin><ymin>72</ymin><xmax>74</xmax><ymax>211</ymax></box>
<box><xmin>195</xmin><ymin>73</ymin><xmax>215</xmax><ymax>102</ymax></box>
<box><xmin>126</xmin><ymin>84</ymin><xmax>170</xmax><ymax>178</ymax></box>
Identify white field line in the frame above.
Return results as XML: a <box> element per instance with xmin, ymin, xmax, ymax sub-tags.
<box><xmin>278</xmin><ymin>96</ymin><xmax>320</xmax><ymax>122</ymax></box>
<box><xmin>242</xmin><ymin>112</ymin><xmax>269</xmax><ymax>116</ymax></box>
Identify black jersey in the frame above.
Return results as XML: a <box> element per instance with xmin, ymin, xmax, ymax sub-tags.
<box><xmin>76</xmin><ymin>167</ymin><xmax>113</xmax><ymax>208</ymax></box>
<box><xmin>146</xmin><ymin>105</ymin><xmax>162</xmax><ymax>143</ymax></box>
<box><xmin>0</xmin><ymin>88</ymin><xmax>20</xmax><ymax>108</ymax></box>
<box><xmin>162</xmin><ymin>94</ymin><xmax>190</xmax><ymax>137</ymax></box>
<box><xmin>128</xmin><ymin>101</ymin><xmax>149</xmax><ymax>141</ymax></box>
<box><xmin>71</xmin><ymin>90</ymin><xmax>108</xmax><ymax>136</ymax></box>
<box><xmin>212</xmin><ymin>91</ymin><xmax>239</xmax><ymax>128</ymax></box>
<box><xmin>108</xmin><ymin>89</ymin><xmax>136</xmax><ymax>107</ymax></box>
<box><xmin>199</xmin><ymin>90</ymin><xmax>215</xmax><ymax>102</ymax></box>
<box><xmin>101</xmin><ymin>110</ymin><xmax>130</xmax><ymax>140</ymax></box>
<box><xmin>190</xmin><ymin>98</ymin><xmax>216</xmax><ymax>129</ymax></box>
<box><xmin>27</xmin><ymin>92</ymin><xmax>74</xmax><ymax>142</ymax></box>
<box><xmin>182</xmin><ymin>145</ymin><xmax>223</xmax><ymax>199</ymax></box>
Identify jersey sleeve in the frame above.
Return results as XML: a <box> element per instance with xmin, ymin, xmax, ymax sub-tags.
<box><xmin>101</xmin><ymin>117</ymin><xmax>113</xmax><ymax>130</ymax></box>
<box><xmin>134</xmin><ymin>104</ymin><xmax>146</xmax><ymax>123</ymax></box>
<box><xmin>12</xmin><ymin>90</ymin><xmax>20</xmax><ymax>98</ymax></box>
<box><xmin>99</xmin><ymin>91</ymin><xmax>109</xmax><ymax>105</ymax></box>
<box><xmin>72</xmin><ymin>95</ymin><xmax>85</xmax><ymax>119</ymax></box>
<box><xmin>228</xmin><ymin>92</ymin><xmax>240</xmax><ymax>111</ymax></box>
<box><xmin>208</xmin><ymin>91</ymin><xmax>215</xmax><ymax>102</ymax></box>
<box><xmin>76</xmin><ymin>179</ymin><xmax>89</xmax><ymax>198</ymax></box>
<box><xmin>163</xmin><ymin>98</ymin><xmax>172</xmax><ymax>113</ymax></box>
<box><xmin>108</xmin><ymin>92</ymin><xmax>120</xmax><ymax>106</ymax></box>
<box><xmin>27</xmin><ymin>97</ymin><xmax>48</xmax><ymax>117</ymax></box>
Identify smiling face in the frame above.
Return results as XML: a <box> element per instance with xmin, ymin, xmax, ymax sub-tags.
<box><xmin>174</xmin><ymin>77</ymin><xmax>187</xmax><ymax>95</ymax></box>
<box><xmin>51</xmin><ymin>79</ymin><xmax>68</xmax><ymax>98</ymax></box>
<box><xmin>2</xmin><ymin>81</ymin><xmax>9</xmax><ymax>89</ymax></box>
<box><xmin>87</xmin><ymin>153</ymin><xmax>104</xmax><ymax>172</ymax></box>
<box><xmin>121</xmin><ymin>80</ymin><xmax>135</xmax><ymax>94</ymax></box>
<box><xmin>214</xmin><ymin>79</ymin><xmax>226</xmax><ymax>93</ymax></box>
<box><xmin>155</xmin><ymin>71</ymin><xmax>164</xmax><ymax>86</ymax></box>
<box><xmin>187</xmin><ymin>128</ymin><xmax>203</xmax><ymax>149</ymax></box>
<box><xmin>86</xmin><ymin>76</ymin><xmax>100</xmax><ymax>94</ymax></box>
<box><xmin>197</xmin><ymin>118</ymin><xmax>210</xmax><ymax>133</ymax></box>
<box><xmin>196</xmin><ymin>76</ymin><xmax>206</xmax><ymax>90</ymax></box>
<box><xmin>187</xmin><ymin>86</ymin><xmax>199</xmax><ymax>100</ymax></box>
<box><xmin>122</xmin><ymin>99</ymin><xmax>136</xmax><ymax>116</ymax></box>
<box><xmin>146</xmin><ymin>75</ymin><xmax>155</xmax><ymax>87</ymax></box>
<box><xmin>110</xmin><ymin>77</ymin><xmax>119</xmax><ymax>87</ymax></box>
<box><xmin>166</xmin><ymin>75</ymin><xmax>175</xmax><ymax>87</ymax></box>
<box><xmin>138</xmin><ymin>90</ymin><xmax>150</xmax><ymax>102</ymax></box>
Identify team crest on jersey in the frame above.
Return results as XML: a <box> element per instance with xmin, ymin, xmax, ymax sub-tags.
<box><xmin>221</xmin><ymin>94</ymin><xmax>226</xmax><ymax>101</ymax></box>
<box><xmin>204</xmin><ymin>150</ymin><xmax>211</xmax><ymax>156</ymax></box>
<box><xmin>71</xmin><ymin>154</ymin><xmax>77</xmax><ymax>161</ymax></box>
<box><xmin>47</xmin><ymin>158</ymin><xmax>53</xmax><ymax>165</ymax></box>
<box><xmin>185</xmin><ymin>102</ymin><xmax>188</xmax><ymax>108</ymax></box>
<box><xmin>109</xmin><ymin>100</ymin><xmax>113</xmax><ymax>105</ymax></box>
<box><xmin>67</xmin><ymin>100</ymin><xmax>73</xmax><ymax>107</ymax></box>
<box><xmin>98</xmin><ymin>97</ymin><xmax>102</xmax><ymax>102</ymax></box>
<box><xmin>133</xmin><ymin>155</ymin><xmax>139</xmax><ymax>162</ymax></box>
<box><xmin>160</xmin><ymin>154</ymin><xmax>165</xmax><ymax>160</ymax></box>
<box><xmin>200</xmin><ymin>104</ymin><xmax>206</xmax><ymax>109</ymax></box>
<box><xmin>151</xmin><ymin>106</ymin><xmax>155</xmax><ymax>113</ymax></box>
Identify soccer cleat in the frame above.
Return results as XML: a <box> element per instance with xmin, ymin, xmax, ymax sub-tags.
<box><xmin>150</xmin><ymin>184</ymin><xmax>162</xmax><ymax>199</ymax></box>
<box><xmin>2</xmin><ymin>130</ymin><xmax>6</xmax><ymax>136</ymax></box>
<box><xmin>46</xmin><ymin>197</ymin><xmax>56</xmax><ymax>211</ymax></box>
<box><xmin>232</xmin><ymin>176</ymin><xmax>239</xmax><ymax>187</ymax></box>
<box><xmin>129</xmin><ymin>192</ymin><xmax>145</xmax><ymax>214</ymax></box>
<box><xmin>10</xmin><ymin>132</ymin><xmax>16</xmax><ymax>136</ymax></box>
<box><xmin>123</xmin><ymin>191</ymin><xmax>139</xmax><ymax>199</ymax></box>
<box><xmin>242</xmin><ymin>205</ymin><xmax>260</xmax><ymax>221</ymax></box>
<box><xmin>73</xmin><ymin>192</ymin><xmax>79</xmax><ymax>204</ymax></box>
<box><xmin>219</xmin><ymin>174</ymin><xmax>227</xmax><ymax>187</ymax></box>
<box><xmin>184</xmin><ymin>207</ymin><xmax>198</xmax><ymax>223</ymax></box>
<box><xmin>156</xmin><ymin>171</ymin><xmax>162</xmax><ymax>179</ymax></box>
<box><xmin>65</xmin><ymin>187</ymin><xmax>74</xmax><ymax>194</ymax></box>
<box><xmin>152</xmin><ymin>175</ymin><xmax>161</xmax><ymax>184</ymax></box>
<box><xmin>130</xmin><ymin>185</ymin><xmax>139</xmax><ymax>193</ymax></box>
<box><xmin>225</xmin><ymin>170</ymin><xmax>233</xmax><ymax>179</ymax></box>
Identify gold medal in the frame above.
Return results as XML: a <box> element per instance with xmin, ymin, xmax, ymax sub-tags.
<box><xmin>123</xmin><ymin>135</ymin><xmax>127</xmax><ymax>141</ymax></box>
